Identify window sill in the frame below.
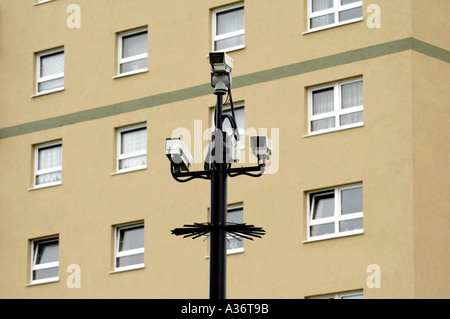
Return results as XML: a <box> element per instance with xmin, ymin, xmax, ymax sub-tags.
<box><xmin>205</xmin><ymin>248</ymin><xmax>244</xmax><ymax>259</ymax></box>
<box><xmin>303</xmin><ymin>123</ymin><xmax>364</xmax><ymax>138</ymax></box>
<box><xmin>302</xmin><ymin>18</ymin><xmax>363</xmax><ymax>35</ymax></box>
<box><xmin>26</xmin><ymin>278</ymin><xmax>59</xmax><ymax>287</ymax></box>
<box><xmin>33</xmin><ymin>0</ymin><xmax>56</xmax><ymax>6</ymax></box>
<box><xmin>111</xmin><ymin>166</ymin><xmax>147</xmax><ymax>176</ymax></box>
<box><xmin>28</xmin><ymin>182</ymin><xmax>62</xmax><ymax>191</ymax></box>
<box><xmin>31</xmin><ymin>87</ymin><xmax>64</xmax><ymax>98</ymax></box>
<box><xmin>113</xmin><ymin>69</ymin><xmax>148</xmax><ymax>79</ymax></box>
<box><xmin>302</xmin><ymin>230</ymin><xmax>364</xmax><ymax>244</ymax></box>
<box><xmin>109</xmin><ymin>264</ymin><xmax>145</xmax><ymax>274</ymax></box>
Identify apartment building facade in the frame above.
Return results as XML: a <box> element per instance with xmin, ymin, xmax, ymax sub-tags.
<box><xmin>0</xmin><ymin>0</ymin><xmax>449</xmax><ymax>299</ymax></box>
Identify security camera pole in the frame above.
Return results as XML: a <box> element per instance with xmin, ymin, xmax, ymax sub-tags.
<box><xmin>168</xmin><ymin>53</ymin><xmax>268</xmax><ymax>300</ymax></box>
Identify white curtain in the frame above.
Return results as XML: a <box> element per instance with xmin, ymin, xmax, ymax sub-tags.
<box><xmin>38</xmin><ymin>145</ymin><xmax>62</xmax><ymax>170</ymax></box>
<box><xmin>227</xmin><ymin>208</ymin><xmax>244</xmax><ymax>250</ymax></box>
<box><xmin>311</xmin><ymin>0</ymin><xmax>335</xmax><ymax>28</ymax></box>
<box><xmin>39</xmin><ymin>52</ymin><xmax>64</xmax><ymax>92</ymax></box>
<box><xmin>119</xmin><ymin>128</ymin><xmax>147</xmax><ymax>169</ymax></box>
<box><xmin>122</xmin><ymin>31</ymin><xmax>148</xmax><ymax>58</ymax></box>
<box><xmin>342</xmin><ymin>81</ymin><xmax>363</xmax><ymax>108</ymax></box>
<box><xmin>312</xmin><ymin>0</ymin><xmax>333</xmax><ymax>12</ymax></box>
<box><xmin>311</xmin><ymin>88</ymin><xmax>335</xmax><ymax>131</ymax></box>
<box><xmin>121</xmin><ymin>128</ymin><xmax>146</xmax><ymax>154</ymax></box>
<box><xmin>40</xmin><ymin>52</ymin><xmax>64</xmax><ymax>77</ymax></box>
<box><xmin>119</xmin><ymin>226</ymin><xmax>144</xmax><ymax>252</ymax></box>
<box><xmin>36</xmin><ymin>145</ymin><xmax>62</xmax><ymax>185</ymax></box>
<box><xmin>313</xmin><ymin>88</ymin><xmax>334</xmax><ymax>115</ymax></box>
<box><xmin>215</xmin><ymin>7</ymin><xmax>244</xmax><ymax>50</ymax></box>
<box><xmin>217</xmin><ymin>8</ymin><xmax>244</xmax><ymax>35</ymax></box>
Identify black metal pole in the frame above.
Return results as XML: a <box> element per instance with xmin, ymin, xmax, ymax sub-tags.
<box><xmin>209</xmin><ymin>92</ymin><xmax>227</xmax><ymax>300</ymax></box>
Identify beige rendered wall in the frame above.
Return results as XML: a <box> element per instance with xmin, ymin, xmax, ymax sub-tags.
<box><xmin>0</xmin><ymin>0</ymin><xmax>447</xmax><ymax>299</ymax></box>
<box><xmin>412</xmin><ymin>52</ymin><xmax>450</xmax><ymax>298</ymax></box>
<box><xmin>411</xmin><ymin>0</ymin><xmax>450</xmax><ymax>299</ymax></box>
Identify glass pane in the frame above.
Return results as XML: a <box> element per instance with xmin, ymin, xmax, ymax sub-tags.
<box><xmin>215</xmin><ymin>35</ymin><xmax>245</xmax><ymax>51</ymax></box>
<box><xmin>311</xmin><ymin>117</ymin><xmax>335</xmax><ymax>132</ymax></box>
<box><xmin>339</xmin><ymin>218</ymin><xmax>363</xmax><ymax>232</ymax></box>
<box><xmin>217</xmin><ymin>7</ymin><xmax>244</xmax><ymax>35</ymax></box>
<box><xmin>33</xmin><ymin>267</ymin><xmax>58</xmax><ymax>280</ymax></box>
<box><xmin>341</xmin><ymin>187</ymin><xmax>363</xmax><ymax>214</ymax></box>
<box><xmin>222</xmin><ymin>106</ymin><xmax>245</xmax><ymax>132</ymax></box>
<box><xmin>227</xmin><ymin>237</ymin><xmax>244</xmax><ymax>250</ymax></box>
<box><xmin>341</xmin><ymin>0</ymin><xmax>360</xmax><ymax>5</ymax></box>
<box><xmin>38</xmin><ymin>77</ymin><xmax>64</xmax><ymax>92</ymax></box>
<box><xmin>121</xmin><ymin>128</ymin><xmax>147</xmax><ymax>154</ymax></box>
<box><xmin>312</xmin><ymin>0</ymin><xmax>334</xmax><ymax>12</ymax></box>
<box><xmin>36</xmin><ymin>171</ymin><xmax>62</xmax><ymax>185</ymax></box>
<box><xmin>120</xmin><ymin>58</ymin><xmax>148</xmax><ymax>74</ymax></box>
<box><xmin>40</xmin><ymin>52</ymin><xmax>64</xmax><ymax>77</ymax></box>
<box><xmin>38</xmin><ymin>145</ymin><xmax>62</xmax><ymax>170</ymax></box>
<box><xmin>226</xmin><ymin>207</ymin><xmax>244</xmax><ymax>251</ymax></box>
<box><xmin>122</xmin><ymin>31</ymin><xmax>148</xmax><ymax>58</ymax></box>
<box><xmin>312</xmin><ymin>193</ymin><xmax>335</xmax><ymax>219</ymax></box>
<box><xmin>340</xmin><ymin>111</ymin><xmax>363</xmax><ymax>126</ymax></box>
<box><xmin>341</xmin><ymin>292</ymin><xmax>364</xmax><ymax>299</ymax></box>
<box><xmin>313</xmin><ymin>87</ymin><xmax>334</xmax><ymax>115</ymax></box>
<box><xmin>339</xmin><ymin>7</ymin><xmax>362</xmax><ymax>22</ymax></box>
<box><xmin>119</xmin><ymin>155</ymin><xmax>147</xmax><ymax>170</ymax></box>
<box><xmin>310</xmin><ymin>223</ymin><xmax>334</xmax><ymax>237</ymax></box>
<box><xmin>36</xmin><ymin>241</ymin><xmax>59</xmax><ymax>264</ymax></box>
<box><xmin>342</xmin><ymin>81</ymin><xmax>363</xmax><ymax>109</ymax></box>
<box><xmin>311</xmin><ymin>13</ymin><xmax>335</xmax><ymax>28</ymax></box>
<box><xmin>227</xmin><ymin>207</ymin><xmax>243</xmax><ymax>224</ymax></box>
<box><xmin>119</xmin><ymin>225</ymin><xmax>144</xmax><ymax>252</ymax></box>
<box><xmin>117</xmin><ymin>253</ymin><xmax>144</xmax><ymax>268</ymax></box>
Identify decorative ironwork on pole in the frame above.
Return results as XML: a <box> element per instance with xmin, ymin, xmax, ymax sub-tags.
<box><xmin>165</xmin><ymin>52</ymin><xmax>271</xmax><ymax>300</ymax></box>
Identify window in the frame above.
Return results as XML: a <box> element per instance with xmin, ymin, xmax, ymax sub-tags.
<box><xmin>307</xmin><ymin>184</ymin><xmax>363</xmax><ymax>241</ymax></box>
<box><xmin>116</xmin><ymin>124</ymin><xmax>147</xmax><ymax>173</ymax></box>
<box><xmin>212</xmin><ymin>3</ymin><xmax>245</xmax><ymax>52</ymax></box>
<box><xmin>117</xmin><ymin>28</ymin><xmax>148</xmax><ymax>76</ymax></box>
<box><xmin>212</xmin><ymin>102</ymin><xmax>245</xmax><ymax>150</ymax></box>
<box><xmin>34</xmin><ymin>0</ymin><xmax>56</xmax><ymax>5</ymax></box>
<box><xmin>30</xmin><ymin>237</ymin><xmax>59</xmax><ymax>284</ymax></box>
<box><xmin>308</xmin><ymin>78</ymin><xmax>363</xmax><ymax>135</ymax></box>
<box><xmin>309</xmin><ymin>290</ymin><xmax>364</xmax><ymax>299</ymax></box>
<box><xmin>307</xmin><ymin>0</ymin><xmax>363</xmax><ymax>32</ymax></box>
<box><xmin>227</xmin><ymin>204</ymin><xmax>244</xmax><ymax>254</ymax></box>
<box><xmin>36</xmin><ymin>49</ymin><xmax>64</xmax><ymax>95</ymax></box>
<box><xmin>114</xmin><ymin>222</ymin><xmax>145</xmax><ymax>272</ymax></box>
<box><xmin>34</xmin><ymin>141</ymin><xmax>62</xmax><ymax>188</ymax></box>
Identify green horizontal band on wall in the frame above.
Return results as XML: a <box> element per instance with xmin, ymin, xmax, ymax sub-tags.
<box><xmin>0</xmin><ymin>37</ymin><xmax>448</xmax><ymax>140</ymax></box>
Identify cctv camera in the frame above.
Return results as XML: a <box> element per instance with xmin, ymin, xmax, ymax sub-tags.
<box><xmin>226</xmin><ymin>133</ymin><xmax>241</xmax><ymax>163</ymax></box>
<box><xmin>209</xmin><ymin>52</ymin><xmax>233</xmax><ymax>74</ymax></box>
<box><xmin>250</xmin><ymin>136</ymin><xmax>272</xmax><ymax>161</ymax></box>
<box><xmin>165</xmin><ymin>138</ymin><xmax>193</xmax><ymax>172</ymax></box>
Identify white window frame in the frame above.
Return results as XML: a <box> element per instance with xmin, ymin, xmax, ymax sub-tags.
<box><xmin>35</xmin><ymin>48</ymin><xmax>64</xmax><ymax>96</ymax></box>
<box><xmin>307</xmin><ymin>77</ymin><xmax>363</xmax><ymax>136</ymax></box>
<box><xmin>33</xmin><ymin>141</ymin><xmax>63</xmax><ymax>189</ymax></box>
<box><xmin>116</xmin><ymin>124</ymin><xmax>147</xmax><ymax>174</ymax></box>
<box><xmin>309</xmin><ymin>290</ymin><xmax>364</xmax><ymax>299</ymax></box>
<box><xmin>117</xmin><ymin>28</ymin><xmax>148</xmax><ymax>77</ymax></box>
<box><xmin>226</xmin><ymin>203</ymin><xmax>245</xmax><ymax>255</ymax></box>
<box><xmin>30</xmin><ymin>237</ymin><xmax>59</xmax><ymax>285</ymax></box>
<box><xmin>211</xmin><ymin>102</ymin><xmax>246</xmax><ymax>150</ymax></box>
<box><xmin>212</xmin><ymin>3</ymin><xmax>245</xmax><ymax>52</ymax></box>
<box><xmin>306</xmin><ymin>183</ymin><xmax>363</xmax><ymax>241</ymax></box>
<box><xmin>306</xmin><ymin>0</ymin><xmax>363</xmax><ymax>33</ymax></box>
<box><xmin>34</xmin><ymin>0</ymin><xmax>56</xmax><ymax>6</ymax></box>
<box><xmin>113</xmin><ymin>222</ymin><xmax>145</xmax><ymax>272</ymax></box>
